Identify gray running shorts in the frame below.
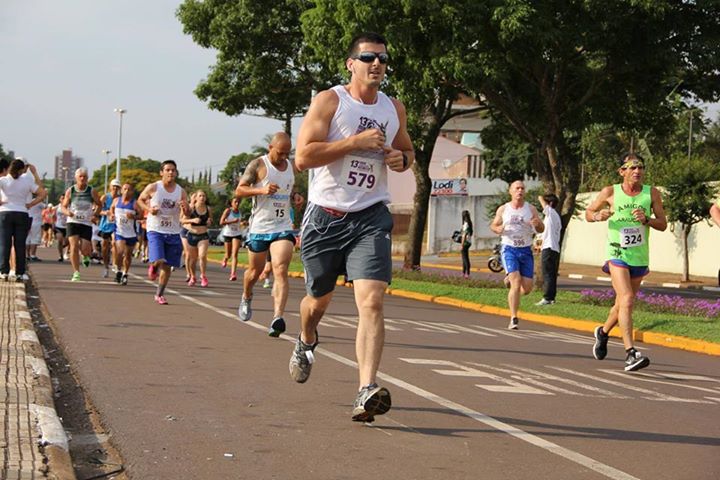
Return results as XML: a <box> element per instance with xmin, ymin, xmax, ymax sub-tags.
<box><xmin>301</xmin><ymin>202</ymin><xmax>393</xmax><ymax>297</ymax></box>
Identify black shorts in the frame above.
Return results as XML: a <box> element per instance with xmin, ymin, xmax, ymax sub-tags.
<box><xmin>66</xmin><ymin>223</ymin><xmax>93</xmax><ymax>241</ymax></box>
<box><xmin>186</xmin><ymin>232</ymin><xmax>209</xmax><ymax>247</ymax></box>
<box><xmin>301</xmin><ymin>202</ymin><xmax>393</xmax><ymax>297</ymax></box>
<box><xmin>54</xmin><ymin>227</ymin><xmax>66</xmax><ymax>236</ymax></box>
<box><xmin>42</xmin><ymin>223</ymin><xmax>53</xmax><ymax>231</ymax></box>
<box><xmin>100</xmin><ymin>231</ymin><xmax>114</xmax><ymax>240</ymax></box>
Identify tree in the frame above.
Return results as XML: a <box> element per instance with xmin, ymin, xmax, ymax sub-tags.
<box><xmin>658</xmin><ymin>154</ymin><xmax>720</xmax><ymax>281</ymax></box>
<box><xmin>301</xmin><ymin>1</ymin><xmax>719</xmax><ymax>269</ymax></box>
<box><xmin>455</xmin><ymin>1</ymin><xmax>719</xmax><ymax>250</ymax></box>
<box><xmin>0</xmin><ymin>143</ymin><xmax>13</xmax><ymax>164</ymax></box>
<box><xmin>177</xmin><ymin>0</ymin><xmax>335</xmax><ymax>134</ymax></box>
<box><xmin>302</xmin><ymin>1</ymin><xmax>489</xmax><ymax>269</ymax></box>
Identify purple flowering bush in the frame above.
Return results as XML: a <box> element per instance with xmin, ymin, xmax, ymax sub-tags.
<box><xmin>580</xmin><ymin>289</ymin><xmax>720</xmax><ymax>318</ymax></box>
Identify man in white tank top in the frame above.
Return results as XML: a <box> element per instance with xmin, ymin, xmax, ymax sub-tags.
<box><xmin>234</xmin><ymin>132</ymin><xmax>303</xmax><ymax>337</ymax></box>
<box><xmin>288</xmin><ymin>32</ymin><xmax>415</xmax><ymax>423</ymax></box>
<box><xmin>137</xmin><ymin>160</ymin><xmax>190</xmax><ymax>305</ymax></box>
<box><xmin>490</xmin><ymin>180</ymin><xmax>544</xmax><ymax>329</ymax></box>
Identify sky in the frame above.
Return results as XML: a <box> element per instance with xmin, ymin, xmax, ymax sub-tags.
<box><xmin>0</xmin><ymin>0</ymin><xmax>300</xmax><ymax>180</ymax></box>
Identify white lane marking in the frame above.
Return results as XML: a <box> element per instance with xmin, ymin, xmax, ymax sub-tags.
<box><xmin>470</xmin><ymin>363</ymin><xmax>610</xmax><ymax>398</ymax></box>
<box><xmin>550</xmin><ymin>367</ymin><xmax>714</xmax><ymax>404</ymax></box>
<box><xmin>399</xmin><ymin>359</ymin><xmax>552</xmax><ymax>395</ymax></box>
<box><xmin>59</xmin><ymin>280</ymin><xmax>119</xmax><ymax>285</ymax></box>
<box><xmin>568</xmin><ymin>274</ymin><xmax>583</xmax><ymax>279</ymax></box>
<box><xmin>596</xmin><ymin>277</ymin><xmax>612</xmax><ymax>282</ymax></box>
<box><xmin>141</xmin><ymin>275</ymin><xmax>642</xmax><ymax>480</ymax></box>
<box><xmin>193</xmin><ymin>289</ymin><xmax>224</xmax><ymax>296</ymax></box>
<box><xmin>599</xmin><ymin>369</ymin><xmax>720</xmax><ymax>395</ymax></box>
<box><xmin>498</xmin><ymin>364</ymin><xmax>629</xmax><ymax>399</ymax></box>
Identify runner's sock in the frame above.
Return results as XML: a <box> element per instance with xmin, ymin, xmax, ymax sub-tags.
<box><xmin>157</xmin><ymin>284</ymin><xmax>167</xmax><ymax>297</ymax></box>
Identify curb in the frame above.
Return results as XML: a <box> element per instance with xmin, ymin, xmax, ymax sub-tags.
<box><xmin>5</xmin><ymin>281</ymin><xmax>77</xmax><ymax>480</ymax></box>
<box><xmin>210</xmin><ymin>257</ymin><xmax>720</xmax><ymax>356</ymax></box>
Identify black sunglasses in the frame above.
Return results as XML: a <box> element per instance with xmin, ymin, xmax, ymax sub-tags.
<box><xmin>352</xmin><ymin>51</ymin><xmax>389</xmax><ymax>64</ymax></box>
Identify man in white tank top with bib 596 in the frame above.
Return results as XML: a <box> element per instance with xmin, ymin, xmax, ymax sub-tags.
<box><xmin>490</xmin><ymin>180</ymin><xmax>544</xmax><ymax>330</ymax></box>
<box><xmin>235</xmin><ymin>132</ymin><xmax>303</xmax><ymax>338</ymax></box>
<box><xmin>288</xmin><ymin>32</ymin><xmax>415</xmax><ymax>423</ymax></box>
<box><xmin>137</xmin><ymin>160</ymin><xmax>190</xmax><ymax>305</ymax></box>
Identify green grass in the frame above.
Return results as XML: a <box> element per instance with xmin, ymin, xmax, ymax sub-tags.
<box><xmin>207</xmin><ymin>246</ymin><xmax>719</xmax><ymax>343</ymax></box>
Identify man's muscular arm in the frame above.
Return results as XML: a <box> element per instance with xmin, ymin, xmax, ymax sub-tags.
<box><xmin>236</xmin><ymin>159</ymin><xmax>275</xmax><ymax>197</ymax></box>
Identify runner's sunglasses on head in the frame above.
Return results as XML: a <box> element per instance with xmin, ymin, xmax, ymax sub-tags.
<box><xmin>352</xmin><ymin>51</ymin><xmax>389</xmax><ymax>64</ymax></box>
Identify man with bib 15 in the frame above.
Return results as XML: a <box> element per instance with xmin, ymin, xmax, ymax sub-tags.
<box><xmin>586</xmin><ymin>153</ymin><xmax>667</xmax><ymax>372</ymax></box>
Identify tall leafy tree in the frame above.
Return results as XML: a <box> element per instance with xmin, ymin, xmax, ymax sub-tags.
<box><xmin>177</xmin><ymin>0</ymin><xmax>335</xmax><ymax>134</ymax></box>
<box><xmin>302</xmin><ymin>1</ymin><xmax>488</xmax><ymax>269</ymax></box>
<box><xmin>301</xmin><ymin>0</ymin><xmax>719</xmax><ymax>268</ymax></box>
<box><xmin>454</xmin><ymin>1</ymin><xmax>719</xmax><ymax>243</ymax></box>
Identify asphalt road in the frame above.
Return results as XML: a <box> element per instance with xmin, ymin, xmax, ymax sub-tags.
<box><xmin>30</xmin><ymin>252</ymin><xmax>720</xmax><ymax>480</ymax></box>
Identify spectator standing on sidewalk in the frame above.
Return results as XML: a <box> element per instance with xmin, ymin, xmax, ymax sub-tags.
<box><xmin>535</xmin><ymin>194</ymin><xmax>562</xmax><ymax>305</ymax></box>
<box><xmin>490</xmin><ymin>180</ymin><xmax>544</xmax><ymax>329</ymax></box>
<box><xmin>0</xmin><ymin>159</ymin><xmax>46</xmax><ymax>282</ymax></box>
<box><xmin>585</xmin><ymin>153</ymin><xmax>667</xmax><ymax>372</ymax></box>
<box><xmin>460</xmin><ymin>210</ymin><xmax>473</xmax><ymax>278</ymax></box>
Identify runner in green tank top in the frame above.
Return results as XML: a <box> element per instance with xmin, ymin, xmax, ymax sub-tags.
<box><xmin>585</xmin><ymin>153</ymin><xmax>667</xmax><ymax>372</ymax></box>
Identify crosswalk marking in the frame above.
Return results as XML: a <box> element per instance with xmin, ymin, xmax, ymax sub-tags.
<box><xmin>550</xmin><ymin>367</ymin><xmax>714</xmax><ymax>404</ymax></box>
<box><xmin>399</xmin><ymin>358</ymin><xmax>551</xmax><ymax>395</ymax></box>
<box><xmin>470</xmin><ymin>363</ymin><xmax>627</xmax><ymax>398</ymax></box>
<box><xmin>599</xmin><ymin>369</ymin><xmax>720</xmax><ymax>397</ymax></box>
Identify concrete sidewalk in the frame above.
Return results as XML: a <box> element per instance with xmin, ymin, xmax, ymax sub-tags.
<box><xmin>420</xmin><ymin>253</ymin><xmax>720</xmax><ymax>292</ymax></box>
<box><xmin>0</xmin><ymin>281</ymin><xmax>74</xmax><ymax>480</ymax></box>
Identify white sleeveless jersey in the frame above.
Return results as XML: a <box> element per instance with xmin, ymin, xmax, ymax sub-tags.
<box><xmin>114</xmin><ymin>198</ymin><xmax>137</xmax><ymax>238</ymax></box>
<box><xmin>146</xmin><ymin>181</ymin><xmax>182</xmax><ymax>234</ymax></box>
<box><xmin>55</xmin><ymin>209</ymin><xmax>67</xmax><ymax>229</ymax></box>
<box><xmin>501</xmin><ymin>202</ymin><xmax>535</xmax><ymax>248</ymax></box>
<box><xmin>249</xmin><ymin>156</ymin><xmax>294</xmax><ymax>234</ymax></box>
<box><xmin>308</xmin><ymin>85</ymin><xmax>400</xmax><ymax>212</ymax></box>
<box><xmin>221</xmin><ymin>209</ymin><xmax>243</xmax><ymax>237</ymax></box>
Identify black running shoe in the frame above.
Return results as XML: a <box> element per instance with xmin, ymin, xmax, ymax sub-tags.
<box><xmin>115</xmin><ymin>271</ymin><xmax>123</xmax><ymax>284</ymax></box>
<box><xmin>508</xmin><ymin>317</ymin><xmax>519</xmax><ymax>330</ymax></box>
<box><xmin>268</xmin><ymin>317</ymin><xmax>286</xmax><ymax>337</ymax></box>
<box><xmin>624</xmin><ymin>349</ymin><xmax>650</xmax><ymax>372</ymax></box>
<box><xmin>121</xmin><ymin>273</ymin><xmax>128</xmax><ymax>286</ymax></box>
<box><xmin>593</xmin><ymin>326</ymin><xmax>609</xmax><ymax>360</ymax></box>
<box><xmin>351</xmin><ymin>384</ymin><xmax>392</xmax><ymax>423</ymax></box>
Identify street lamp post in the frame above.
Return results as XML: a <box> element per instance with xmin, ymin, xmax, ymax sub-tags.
<box><xmin>102</xmin><ymin>149</ymin><xmax>112</xmax><ymax>193</ymax></box>
<box><xmin>114</xmin><ymin>108</ymin><xmax>127</xmax><ymax>182</ymax></box>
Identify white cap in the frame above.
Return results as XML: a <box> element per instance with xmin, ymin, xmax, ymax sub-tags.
<box><xmin>110</xmin><ymin>179</ymin><xmax>122</xmax><ymax>187</ymax></box>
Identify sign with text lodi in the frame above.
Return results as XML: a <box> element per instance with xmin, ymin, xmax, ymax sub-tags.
<box><xmin>431</xmin><ymin>178</ymin><xmax>468</xmax><ymax>196</ymax></box>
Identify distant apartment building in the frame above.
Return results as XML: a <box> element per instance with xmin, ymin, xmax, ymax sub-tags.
<box><xmin>54</xmin><ymin>149</ymin><xmax>84</xmax><ymax>184</ymax></box>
